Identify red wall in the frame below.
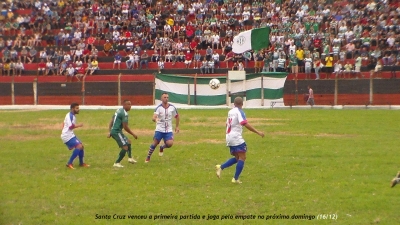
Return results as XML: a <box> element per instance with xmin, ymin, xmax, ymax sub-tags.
<box><xmin>284</xmin><ymin>94</ymin><xmax>400</xmax><ymax>106</ymax></box>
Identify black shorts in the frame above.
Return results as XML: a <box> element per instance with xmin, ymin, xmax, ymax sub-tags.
<box><xmin>324</xmin><ymin>67</ymin><xmax>333</xmax><ymax>73</ymax></box>
<box><xmin>297</xmin><ymin>59</ymin><xmax>304</xmax><ymax>67</ymax></box>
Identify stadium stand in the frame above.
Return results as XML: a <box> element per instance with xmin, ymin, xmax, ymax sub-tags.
<box><xmin>0</xmin><ymin>0</ymin><xmax>399</xmax><ymax>80</ymax></box>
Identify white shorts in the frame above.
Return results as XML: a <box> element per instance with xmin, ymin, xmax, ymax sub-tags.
<box><xmin>355</xmin><ymin>66</ymin><xmax>360</xmax><ymax>72</ymax></box>
<box><xmin>184</xmin><ymin>60</ymin><xmax>192</xmax><ymax>64</ymax></box>
<box><xmin>114</xmin><ymin>60</ymin><xmax>121</xmax><ymax>63</ymax></box>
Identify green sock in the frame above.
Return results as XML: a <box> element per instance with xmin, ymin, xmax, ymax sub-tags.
<box><xmin>127</xmin><ymin>144</ymin><xmax>132</xmax><ymax>158</ymax></box>
<box><xmin>115</xmin><ymin>149</ymin><xmax>126</xmax><ymax>163</ymax></box>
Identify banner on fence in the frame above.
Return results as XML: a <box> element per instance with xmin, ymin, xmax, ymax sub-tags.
<box><xmin>154</xmin><ymin>73</ymin><xmax>287</xmax><ymax>107</ymax></box>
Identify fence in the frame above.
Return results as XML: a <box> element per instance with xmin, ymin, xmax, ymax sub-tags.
<box><xmin>0</xmin><ymin>74</ymin><xmax>154</xmax><ymax>105</ymax></box>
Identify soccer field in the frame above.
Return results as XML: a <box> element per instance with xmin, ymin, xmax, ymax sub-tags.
<box><xmin>0</xmin><ymin>109</ymin><xmax>399</xmax><ymax>225</ymax></box>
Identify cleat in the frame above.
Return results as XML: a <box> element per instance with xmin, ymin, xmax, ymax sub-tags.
<box><xmin>145</xmin><ymin>157</ymin><xmax>151</xmax><ymax>163</ymax></box>
<box><xmin>79</xmin><ymin>163</ymin><xmax>90</xmax><ymax>167</ymax></box>
<box><xmin>66</xmin><ymin>164</ymin><xmax>75</xmax><ymax>169</ymax></box>
<box><xmin>391</xmin><ymin>178</ymin><xmax>398</xmax><ymax>188</ymax></box>
<box><xmin>128</xmin><ymin>158</ymin><xmax>137</xmax><ymax>164</ymax></box>
<box><xmin>231</xmin><ymin>178</ymin><xmax>242</xmax><ymax>184</ymax></box>
<box><xmin>159</xmin><ymin>145</ymin><xmax>164</xmax><ymax>156</ymax></box>
<box><xmin>215</xmin><ymin>165</ymin><xmax>222</xmax><ymax>178</ymax></box>
<box><xmin>113</xmin><ymin>163</ymin><xmax>124</xmax><ymax>168</ymax></box>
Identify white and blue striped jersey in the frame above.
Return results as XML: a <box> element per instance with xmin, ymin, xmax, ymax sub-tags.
<box><xmin>154</xmin><ymin>104</ymin><xmax>178</xmax><ymax>133</ymax></box>
<box><xmin>226</xmin><ymin>107</ymin><xmax>248</xmax><ymax>146</ymax></box>
<box><xmin>61</xmin><ymin>112</ymin><xmax>76</xmax><ymax>143</ymax></box>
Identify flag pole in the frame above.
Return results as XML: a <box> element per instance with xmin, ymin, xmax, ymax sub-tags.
<box><xmin>194</xmin><ymin>73</ymin><xmax>197</xmax><ymax>105</ymax></box>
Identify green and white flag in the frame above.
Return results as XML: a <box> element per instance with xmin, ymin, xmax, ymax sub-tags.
<box><xmin>232</xmin><ymin>27</ymin><xmax>271</xmax><ymax>54</ymax></box>
<box><xmin>155</xmin><ymin>73</ymin><xmax>287</xmax><ymax>107</ymax></box>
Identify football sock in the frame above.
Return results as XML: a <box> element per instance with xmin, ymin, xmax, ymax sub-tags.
<box><xmin>78</xmin><ymin>150</ymin><xmax>84</xmax><ymax>165</ymax></box>
<box><xmin>68</xmin><ymin>149</ymin><xmax>80</xmax><ymax>164</ymax></box>
<box><xmin>147</xmin><ymin>145</ymin><xmax>155</xmax><ymax>157</ymax></box>
<box><xmin>127</xmin><ymin>144</ymin><xmax>132</xmax><ymax>158</ymax></box>
<box><xmin>221</xmin><ymin>157</ymin><xmax>237</xmax><ymax>170</ymax></box>
<box><xmin>234</xmin><ymin>160</ymin><xmax>245</xmax><ymax>180</ymax></box>
<box><xmin>115</xmin><ymin>149</ymin><xmax>126</xmax><ymax>163</ymax></box>
<box><xmin>160</xmin><ymin>144</ymin><xmax>170</xmax><ymax>150</ymax></box>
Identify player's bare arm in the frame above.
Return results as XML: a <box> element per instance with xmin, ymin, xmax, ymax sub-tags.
<box><xmin>175</xmin><ymin>115</ymin><xmax>180</xmax><ymax>133</ymax></box>
<box><xmin>70</xmin><ymin>123</ymin><xmax>83</xmax><ymax>129</ymax></box>
<box><xmin>244</xmin><ymin>123</ymin><xmax>264</xmax><ymax>137</ymax></box>
<box><xmin>123</xmin><ymin>122</ymin><xmax>138</xmax><ymax>139</ymax></box>
<box><xmin>152</xmin><ymin>113</ymin><xmax>158</xmax><ymax>122</ymax></box>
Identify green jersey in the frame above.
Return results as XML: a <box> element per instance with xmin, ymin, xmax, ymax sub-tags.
<box><xmin>111</xmin><ymin>108</ymin><xmax>128</xmax><ymax>133</ymax></box>
<box><xmin>312</xmin><ymin>23</ymin><xmax>319</xmax><ymax>32</ymax></box>
<box><xmin>289</xmin><ymin>54</ymin><xmax>297</xmax><ymax>66</ymax></box>
<box><xmin>304</xmin><ymin>22</ymin><xmax>311</xmax><ymax>31</ymax></box>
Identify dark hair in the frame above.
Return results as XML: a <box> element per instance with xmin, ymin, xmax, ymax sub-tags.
<box><xmin>161</xmin><ymin>92</ymin><xmax>168</xmax><ymax>96</ymax></box>
<box><xmin>123</xmin><ymin>99</ymin><xmax>130</xmax><ymax>104</ymax></box>
<box><xmin>70</xmin><ymin>103</ymin><xmax>79</xmax><ymax>109</ymax></box>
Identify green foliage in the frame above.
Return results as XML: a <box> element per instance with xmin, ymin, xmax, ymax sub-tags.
<box><xmin>0</xmin><ymin>109</ymin><xmax>399</xmax><ymax>225</ymax></box>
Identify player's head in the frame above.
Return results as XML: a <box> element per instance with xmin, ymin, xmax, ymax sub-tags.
<box><xmin>70</xmin><ymin>103</ymin><xmax>80</xmax><ymax>114</ymax></box>
<box><xmin>308</xmin><ymin>85</ymin><xmax>311</xmax><ymax>89</ymax></box>
<box><xmin>123</xmin><ymin>100</ymin><xmax>132</xmax><ymax>111</ymax></box>
<box><xmin>161</xmin><ymin>92</ymin><xmax>169</xmax><ymax>104</ymax></box>
<box><xmin>234</xmin><ymin>97</ymin><xmax>243</xmax><ymax>108</ymax></box>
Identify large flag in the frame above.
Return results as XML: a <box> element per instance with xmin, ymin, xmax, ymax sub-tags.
<box><xmin>155</xmin><ymin>73</ymin><xmax>287</xmax><ymax>107</ymax></box>
<box><xmin>232</xmin><ymin>27</ymin><xmax>271</xmax><ymax>54</ymax></box>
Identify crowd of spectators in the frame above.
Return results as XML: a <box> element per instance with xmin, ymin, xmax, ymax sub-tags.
<box><xmin>0</xmin><ymin>0</ymin><xmax>399</xmax><ymax>79</ymax></box>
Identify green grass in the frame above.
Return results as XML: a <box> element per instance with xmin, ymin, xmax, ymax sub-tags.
<box><xmin>0</xmin><ymin>109</ymin><xmax>399</xmax><ymax>225</ymax></box>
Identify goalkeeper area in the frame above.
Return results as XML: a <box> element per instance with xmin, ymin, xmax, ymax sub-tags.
<box><xmin>0</xmin><ymin>108</ymin><xmax>399</xmax><ymax>225</ymax></box>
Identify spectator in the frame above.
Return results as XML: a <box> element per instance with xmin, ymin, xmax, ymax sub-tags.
<box><xmin>224</xmin><ymin>50</ymin><xmax>235</xmax><ymax>69</ymax></box>
<box><xmin>243</xmin><ymin>51</ymin><xmax>252</xmax><ymax>68</ymax></box>
<box><xmin>126</xmin><ymin>52</ymin><xmax>134</xmax><ymax>70</ymax></box>
<box><xmin>165</xmin><ymin>50</ymin><xmax>174</xmax><ymax>63</ymax></box>
<box><xmin>289</xmin><ymin>53</ymin><xmax>298</xmax><ymax>78</ymax></box>
<box><xmin>232</xmin><ymin>62</ymin><xmax>239</xmax><ymax>71</ymax></box>
<box><xmin>37</xmin><ymin>59</ymin><xmax>46</xmax><ymax>76</ymax></box>
<box><xmin>200</xmin><ymin>58</ymin><xmax>209</xmax><ymax>74</ymax></box>
<box><xmin>45</xmin><ymin>60</ymin><xmax>55</xmax><ymax>76</ymax></box>
<box><xmin>263</xmin><ymin>52</ymin><xmax>272</xmax><ymax>72</ymax></box>
<box><xmin>158</xmin><ymin>58</ymin><xmax>165</xmax><ymax>74</ymax></box>
<box><xmin>354</xmin><ymin>54</ymin><xmax>363</xmax><ymax>79</ymax></box>
<box><xmin>133</xmin><ymin>51</ymin><xmax>140</xmax><ymax>69</ymax></box>
<box><xmin>103</xmin><ymin>40</ymin><xmax>112</xmax><ymax>56</ymax></box>
<box><xmin>66</xmin><ymin>64</ymin><xmax>76</xmax><ymax>82</ymax></box>
<box><xmin>193</xmin><ymin>50</ymin><xmax>201</xmax><ymax>69</ymax></box>
<box><xmin>208</xmin><ymin>59</ymin><xmax>215</xmax><ymax>74</ymax></box>
<box><xmin>89</xmin><ymin>59</ymin><xmax>99</xmax><ymax>75</ymax></box>
<box><xmin>324</xmin><ymin>54</ymin><xmax>334</xmax><ymax>79</ymax></box>
<box><xmin>304</xmin><ymin>55</ymin><xmax>313</xmax><ymax>80</ymax></box>
<box><xmin>184</xmin><ymin>50</ymin><xmax>192</xmax><ymax>69</ymax></box>
<box><xmin>151</xmin><ymin>50</ymin><xmax>160</xmax><ymax>63</ymax></box>
<box><xmin>333</xmin><ymin>61</ymin><xmax>343</xmax><ymax>79</ymax></box>
<box><xmin>75</xmin><ymin>59</ymin><xmax>83</xmax><ymax>71</ymax></box>
<box><xmin>344</xmin><ymin>62</ymin><xmax>353</xmax><ymax>79</ymax></box>
<box><xmin>14</xmin><ymin>59</ymin><xmax>24</xmax><ymax>76</ymax></box>
<box><xmin>140</xmin><ymin>50</ymin><xmax>149</xmax><ymax>69</ymax></box>
<box><xmin>254</xmin><ymin>51</ymin><xmax>264</xmax><ymax>73</ymax></box>
<box><xmin>59</xmin><ymin>60</ymin><xmax>68</xmax><ymax>76</ymax></box>
<box><xmin>114</xmin><ymin>53</ymin><xmax>122</xmax><ymax>70</ymax></box>
<box><xmin>212</xmin><ymin>52</ymin><xmax>220</xmax><ymax>69</ymax></box>
<box><xmin>75</xmin><ymin>66</ymin><xmax>86</xmax><ymax>82</ymax></box>
<box><xmin>3</xmin><ymin>61</ymin><xmax>11</xmax><ymax>76</ymax></box>
<box><xmin>277</xmin><ymin>55</ymin><xmax>286</xmax><ymax>72</ymax></box>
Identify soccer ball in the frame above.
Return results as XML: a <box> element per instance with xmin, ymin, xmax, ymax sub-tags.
<box><xmin>209</xmin><ymin>78</ymin><xmax>220</xmax><ymax>90</ymax></box>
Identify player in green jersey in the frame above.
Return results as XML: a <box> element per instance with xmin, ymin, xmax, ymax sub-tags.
<box><xmin>108</xmin><ymin>100</ymin><xmax>138</xmax><ymax>168</ymax></box>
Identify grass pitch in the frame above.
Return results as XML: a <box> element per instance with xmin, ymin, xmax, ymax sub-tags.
<box><xmin>0</xmin><ymin>109</ymin><xmax>399</xmax><ymax>225</ymax></box>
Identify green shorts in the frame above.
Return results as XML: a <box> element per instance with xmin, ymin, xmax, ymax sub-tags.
<box><xmin>111</xmin><ymin>132</ymin><xmax>129</xmax><ymax>147</ymax></box>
